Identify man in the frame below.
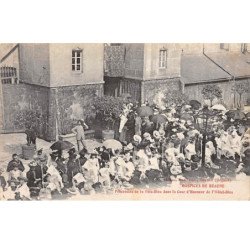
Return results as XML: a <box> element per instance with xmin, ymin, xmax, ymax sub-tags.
<box><xmin>7</xmin><ymin>154</ymin><xmax>25</xmax><ymax>172</ymax></box>
<box><xmin>67</xmin><ymin>152</ymin><xmax>81</xmax><ymax>185</ymax></box>
<box><xmin>25</xmin><ymin>125</ymin><xmax>37</xmax><ymax>146</ymax></box>
<box><xmin>72</xmin><ymin>119</ymin><xmax>89</xmax><ymax>151</ymax></box>
<box><xmin>141</xmin><ymin>117</ymin><xmax>154</xmax><ymax>135</ymax></box>
<box><xmin>26</xmin><ymin>161</ymin><xmax>42</xmax><ymax>191</ymax></box>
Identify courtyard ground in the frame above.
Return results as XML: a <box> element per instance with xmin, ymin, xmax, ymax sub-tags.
<box><xmin>0</xmin><ymin>133</ymin><xmax>100</xmax><ymax>173</ymax></box>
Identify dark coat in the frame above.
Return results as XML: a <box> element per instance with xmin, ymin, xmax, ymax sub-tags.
<box><xmin>7</xmin><ymin>160</ymin><xmax>25</xmax><ymax>172</ymax></box>
<box><xmin>0</xmin><ymin>176</ymin><xmax>7</xmax><ymax>188</ymax></box>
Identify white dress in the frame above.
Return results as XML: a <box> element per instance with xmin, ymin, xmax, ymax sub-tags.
<box><xmin>16</xmin><ymin>183</ymin><xmax>31</xmax><ymax>200</ymax></box>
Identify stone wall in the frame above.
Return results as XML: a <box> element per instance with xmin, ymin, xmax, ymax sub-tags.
<box><xmin>124</xmin><ymin>44</ymin><xmax>144</xmax><ymax>79</ymax></box>
<box><xmin>104</xmin><ymin>45</ymin><xmax>125</xmax><ymax>77</ymax></box>
<box><xmin>1</xmin><ymin>82</ymin><xmax>104</xmax><ymax>141</ymax></box>
<box><xmin>142</xmin><ymin>78</ymin><xmax>182</xmax><ymax>104</ymax></box>
<box><xmin>50</xmin><ymin>83</ymin><xmax>104</xmax><ymax>139</ymax></box>
<box><xmin>184</xmin><ymin>79</ymin><xmax>250</xmax><ymax>109</ymax></box>
<box><xmin>1</xmin><ymin>83</ymin><xmax>49</xmax><ymax>136</ymax></box>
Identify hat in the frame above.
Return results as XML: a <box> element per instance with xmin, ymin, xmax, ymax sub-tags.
<box><xmin>170</xmin><ymin>134</ymin><xmax>177</xmax><ymax>140</ymax></box>
<box><xmin>146</xmin><ymin>150</ymin><xmax>152</xmax><ymax>156</ymax></box>
<box><xmin>153</xmin><ymin>130</ymin><xmax>161</xmax><ymax>139</ymax></box>
<box><xmin>79</xmin><ymin>148</ymin><xmax>88</xmax><ymax>156</ymax></box>
<box><xmin>68</xmin><ymin>148</ymin><xmax>76</xmax><ymax>154</ymax></box>
<box><xmin>40</xmin><ymin>156</ymin><xmax>47</xmax><ymax>162</ymax></box>
<box><xmin>159</xmin><ymin>130</ymin><xmax>165</xmax><ymax>137</ymax></box>
<box><xmin>133</xmin><ymin>135</ymin><xmax>142</xmax><ymax>144</ymax></box>
<box><xmin>191</xmin><ymin>154</ymin><xmax>200</xmax><ymax>163</ymax></box>
<box><xmin>124</xmin><ymin>143</ymin><xmax>134</xmax><ymax>151</ymax></box>
<box><xmin>90</xmin><ymin>149</ymin><xmax>98</xmax><ymax>156</ymax></box>
<box><xmin>111</xmin><ymin>148</ymin><xmax>121</xmax><ymax>156</ymax></box>
<box><xmin>115</xmin><ymin>157</ymin><xmax>126</xmax><ymax>166</ymax></box>
<box><xmin>243</xmin><ymin>148</ymin><xmax>250</xmax><ymax>157</ymax></box>
<box><xmin>29</xmin><ymin>161</ymin><xmax>37</xmax><ymax>168</ymax></box>
<box><xmin>143</xmin><ymin>132</ymin><xmax>151</xmax><ymax>139</ymax></box>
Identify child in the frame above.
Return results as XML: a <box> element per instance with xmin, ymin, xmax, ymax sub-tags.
<box><xmin>8</xmin><ymin>166</ymin><xmax>23</xmax><ymax>184</ymax></box>
<box><xmin>16</xmin><ymin>176</ymin><xmax>31</xmax><ymax>200</ymax></box>
<box><xmin>72</xmin><ymin>119</ymin><xmax>89</xmax><ymax>151</ymax></box>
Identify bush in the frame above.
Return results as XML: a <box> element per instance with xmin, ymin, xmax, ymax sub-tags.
<box><xmin>163</xmin><ymin>90</ymin><xmax>189</xmax><ymax>107</ymax></box>
<box><xmin>93</xmin><ymin>96</ymin><xmax>124</xmax><ymax>130</ymax></box>
<box><xmin>202</xmin><ymin>84</ymin><xmax>222</xmax><ymax>107</ymax></box>
<box><xmin>14</xmin><ymin>109</ymin><xmax>47</xmax><ymax>137</ymax></box>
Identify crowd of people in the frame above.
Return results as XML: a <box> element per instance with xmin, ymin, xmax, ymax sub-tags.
<box><xmin>0</xmin><ymin>101</ymin><xmax>249</xmax><ymax>200</ymax></box>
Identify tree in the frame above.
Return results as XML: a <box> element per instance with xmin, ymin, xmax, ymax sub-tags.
<box><xmin>14</xmin><ymin>110</ymin><xmax>48</xmax><ymax>137</ymax></box>
<box><xmin>231</xmin><ymin>80</ymin><xmax>249</xmax><ymax>108</ymax></box>
<box><xmin>201</xmin><ymin>84</ymin><xmax>222</xmax><ymax>107</ymax></box>
<box><xmin>93</xmin><ymin>96</ymin><xmax>124</xmax><ymax>130</ymax></box>
<box><xmin>163</xmin><ymin>90</ymin><xmax>189</xmax><ymax>107</ymax></box>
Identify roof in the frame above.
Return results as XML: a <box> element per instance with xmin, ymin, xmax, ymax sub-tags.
<box><xmin>181</xmin><ymin>54</ymin><xmax>231</xmax><ymax>84</ymax></box>
<box><xmin>205</xmin><ymin>52</ymin><xmax>250</xmax><ymax>78</ymax></box>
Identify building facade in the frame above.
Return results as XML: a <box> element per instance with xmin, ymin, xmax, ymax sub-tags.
<box><xmin>0</xmin><ymin>43</ymin><xmax>104</xmax><ymax>140</ymax></box>
<box><xmin>181</xmin><ymin>43</ymin><xmax>250</xmax><ymax>109</ymax></box>
<box><xmin>104</xmin><ymin>43</ymin><xmax>182</xmax><ymax>104</ymax></box>
<box><xmin>105</xmin><ymin>43</ymin><xmax>250</xmax><ymax>109</ymax></box>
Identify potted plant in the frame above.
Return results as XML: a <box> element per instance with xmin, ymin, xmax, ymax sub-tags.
<box><xmin>15</xmin><ymin>110</ymin><xmax>47</xmax><ymax>159</ymax></box>
<box><xmin>93</xmin><ymin>96</ymin><xmax>124</xmax><ymax>140</ymax></box>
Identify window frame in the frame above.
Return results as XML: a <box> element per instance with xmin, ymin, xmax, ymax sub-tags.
<box><xmin>159</xmin><ymin>49</ymin><xmax>168</xmax><ymax>69</ymax></box>
<box><xmin>72</xmin><ymin>48</ymin><xmax>83</xmax><ymax>73</ymax></box>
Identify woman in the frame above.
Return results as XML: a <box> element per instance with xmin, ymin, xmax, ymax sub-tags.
<box><xmin>72</xmin><ymin>119</ymin><xmax>89</xmax><ymax>151</ymax></box>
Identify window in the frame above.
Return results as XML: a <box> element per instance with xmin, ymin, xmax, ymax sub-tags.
<box><xmin>220</xmin><ymin>43</ymin><xmax>229</xmax><ymax>51</ymax></box>
<box><xmin>72</xmin><ymin>49</ymin><xmax>82</xmax><ymax>72</ymax></box>
<box><xmin>159</xmin><ymin>49</ymin><xmax>167</xmax><ymax>68</ymax></box>
<box><xmin>0</xmin><ymin>66</ymin><xmax>18</xmax><ymax>84</ymax></box>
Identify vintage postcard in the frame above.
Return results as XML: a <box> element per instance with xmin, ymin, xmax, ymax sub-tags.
<box><xmin>0</xmin><ymin>43</ymin><xmax>249</xmax><ymax>200</ymax></box>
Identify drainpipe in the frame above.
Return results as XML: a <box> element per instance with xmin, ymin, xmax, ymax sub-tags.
<box><xmin>203</xmin><ymin>46</ymin><xmax>235</xmax><ymax>108</ymax></box>
<box><xmin>203</xmin><ymin>47</ymin><xmax>234</xmax><ymax>79</ymax></box>
<box><xmin>179</xmin><ymin>78</ymin><xmax>185</xmax><ymax>94</ymax></box>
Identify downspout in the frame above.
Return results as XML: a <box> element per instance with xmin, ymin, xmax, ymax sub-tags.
<box><xmin>203</xmin><ymin>45</ymin><xmax>235</xmax><ymax>108</ymax></box>
<box><xmin>179</xmin><ymin>78</ymin><xmax>185</xmax><ymax>94</ymax></box>
<box><xmin>203</xmin><ymin>45</ymin><xmax>234</xmax><ymax>79</ymax></box>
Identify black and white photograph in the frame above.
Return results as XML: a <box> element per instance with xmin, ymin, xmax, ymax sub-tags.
<box><xmin>1</xmin><ymin>2</ymin><xmax>250</xmax><ymax>250</ymax></box>
<box><xmin>0</xmin><ymin>43</ymin><xmax>249</xmax><ymax>200</ymax></box>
